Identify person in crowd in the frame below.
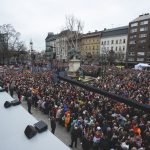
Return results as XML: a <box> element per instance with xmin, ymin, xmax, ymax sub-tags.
<box><xmin>27</xmin><ymin>96</ymin><xmax>32</xmax><ymax>114</ymax></box>
<box><xmin>51</xmin><ymin>116</ymin><xmax>56</xmax><ymax>134</ymax></box>
<box><xmin>69</xmin><ymin>124</ymin><xmax>79</xmax><ymax>148</ymax></box>
<box><xmin>2</xmin><ymin>64</ymin><xmax>150</xmax><ymax>150</ymax></box>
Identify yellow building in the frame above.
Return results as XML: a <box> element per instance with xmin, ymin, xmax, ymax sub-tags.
<box><xmin>80</xmin><ymin>31</ymin><xmax>101</xmax><ymax>59</ymax></box>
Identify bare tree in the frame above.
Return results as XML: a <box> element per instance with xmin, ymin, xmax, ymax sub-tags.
<box><xmin>0</xmin><ymin>24</ymin><xmax>26</xmax><ymax>64</ymax></box>
<box><xmin>64</xmin><ymin>15</ymin><xmax>84</xmax><ymax>59</ymax></box>
<box><xmin>107</xmin><ymin>50</ymin><xmax>115</xmax><ymax>65</ymax></box>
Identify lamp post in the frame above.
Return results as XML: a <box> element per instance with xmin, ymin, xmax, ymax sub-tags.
<box><xmin>101</xmin><ymin>44</ymin><xmax>107</xmax><ymax>77</ymax></box>
<box><xmin>30</xmin><ymin>40</ymin><xmax>35</xmax><ymax>71</ymax></box>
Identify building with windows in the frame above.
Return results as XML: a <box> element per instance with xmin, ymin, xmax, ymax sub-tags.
<box><xmin>80</xmin><ymin>31</ymin><xmax>101</xmax><ymax>63</ymax></box>
<box><xmin>55</xmin><ymin>30</ymin><xmax>70</xmax><ymax>61</ymax></box>
<box><xmin>127</xmin><ymin>13</ymin><xmax>150</xmax><ymax>64</ymax></box>
<box><xmin>100</xmin><ymin>26</ymin><xmax>128</xmax><ymax>63</ymax></box>
<box><xmin>45</xmin><ymin>32</ymin><xmax>57</xmax><ymax>62</ymax></box>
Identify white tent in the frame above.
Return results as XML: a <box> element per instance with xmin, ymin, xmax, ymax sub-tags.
<box><xmin>134</xmin><ymin>63</ymin><xmax>150</xmax><ymax>70</ymax></box>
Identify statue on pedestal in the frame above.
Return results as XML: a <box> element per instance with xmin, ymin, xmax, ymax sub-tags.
<box><xmin>68</xmin><ymin>48</ymin><xmax>80</xmax><ymax>60</ymax></box>
<box><xmin>67</xmin><ymin>49</ymin><xmax>81</xmax><ymax>73</ymax></box>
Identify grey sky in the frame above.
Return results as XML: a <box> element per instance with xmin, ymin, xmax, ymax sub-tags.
<box><xmin>0</xmin><ymin>0</ymin><xmax>149</xmax><ymax>51</ymax></box>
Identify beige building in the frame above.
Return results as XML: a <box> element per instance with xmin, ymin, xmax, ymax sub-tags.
<box><xmin>80</xmin><ymin>31</ymin><xmax>101</xmax><ymax>59</ymax></box>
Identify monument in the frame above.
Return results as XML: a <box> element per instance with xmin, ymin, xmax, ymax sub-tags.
<box><xmin>68</xmin><ymin>49</ymin><xmax>81</xmax><ymax>73</ymax></box>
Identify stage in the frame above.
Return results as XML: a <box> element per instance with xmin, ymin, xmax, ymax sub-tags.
<box><xmin>0</xmin><ymin>90</ymin><xmax>70</xmax><ymax>150</ymax></box>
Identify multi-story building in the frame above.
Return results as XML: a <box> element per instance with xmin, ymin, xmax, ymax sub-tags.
<box><xmin>80</xmin><ymin>31</ymin><xmax>101</xmax><ymax>59</ymax></box>
<box><xmin>45</xmin><ymin>32</ymin><xmax>57</xmax><ymax>62</ymax></box>
<box><xmin>126</xmin><ymin>13</ymin><xmax>150</xmax><ymax>64</ymax></box>
<box><xmin>100</xmin><ymin>26</ymin><xmax>128</xmax><ymax>63</ymax></box>
<box><xmin>55</xmin><ymin>30</ymin><xmax>70</xmax><ymax>61</ymax></box>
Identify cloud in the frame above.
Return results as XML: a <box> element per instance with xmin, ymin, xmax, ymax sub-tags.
<box><xmin>0</xmin><ymin>0</ymin><xmax>150</xmax><ymax>51</ymax></box>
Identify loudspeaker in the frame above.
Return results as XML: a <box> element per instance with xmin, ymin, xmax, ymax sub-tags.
<box><xmin>24</xmin><ymin>125</ymin><xmax>37</xmax><ymax>139</ymax></box>
<box><xmin>4</xmin><ymin>101</ymin><xmax>12</xmax><ymax>108</ymax></box>
<box><xmin>11</xmin><ymin>100</ymin><xmax>21</xmax><ymax>106</ymax></box>
<box><xmin>0</xmin><ymin>88</ymin><xmax>5</xmax><ymax>92</ymax></box>
<box><xmin>34</xmin><ymin>120</ymin><xmax>48</xmax><ymax>133</ymax></box>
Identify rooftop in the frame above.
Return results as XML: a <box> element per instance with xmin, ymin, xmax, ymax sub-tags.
<box><xmin>101</xmin><ymin>26</ymin><xmax>128</xmax><ymax>38</ymax></box>
<box><xmin>131</xmin><ymin>13</ymin><xmax>150</xmax><ymax>22</ymax></box>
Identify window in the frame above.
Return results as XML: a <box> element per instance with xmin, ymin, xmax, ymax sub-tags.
<box><xmin>93</xmin><ymin>46</ymin><xmax>95</xmax><ymax>50</ymax></box>
<box><xmin>146</xmin><ymin>58</ymin><xmax>150</xmax><ymax>62</ymax></box>
<box><xmin>139</xmin><ymin>39</ymin><xmax>146</xmax><ymax>43</ymax></box>
<box><xmin>140</xmin><ymin>27</ymin><xmax>148</xmax><ymax>32</ymax></box>
<box><xmin>116</xmin><ymin>40</ymin><xmax>118</xmax><ymax>44</ymax></box>
<box><xmin>140</xmin><ymin>20</ymin><xmax>148</xmax><ymax>25</ymax></box>
<box><xmin>123</xmin><ymin>39</ymin><xmax>126</xmax><ymax>43</ymax></box>
<box><xmin>130</xmin><ymin>28</ymin><xmax>137</xmax><ymax>33</ymax></box>
<box><xmin>107</xmin><ymin>41</ymin><xmax>109</xmax><ymax>45</ymax></box>
<box><xmin>130</xmin><ymin>35</ymin><xmax>137</xmax><ymax>39</ymax></box>
<box><xmin>128</xmin><ymin>58</ymin><xmax>134</xmax><ymax>61</ymax></box>
<box><xmin>116</xmin><ymin>47</ymin><xmax>118</xmax><ymax>51</ymax></box>
<box><xmin>129</xmin><ymin>47</ymin><xmax>135</xmax><ymax>51</ymax></box>
<box><xmin>104</xmin><ymin>41</ymin><xmax>106</xmax><ymax>45</ymax></box>
<box><xmin>101</xmin><ymin>41</ymin><xmax>103</xmax><ymax>45</ymax></box>
<box><xmin>138</xmin><ymin>45</ymin><xmax>145</xmax><ymax>49</ymax></box>
<box><xmin>139</xmin><ymin>34</ymin><xmax>147</xmax><ymax>38</ymax></box>
<box><xmin>131</xmin><ymin>22</ymin><xmax>138</xmax><ymax>27</ymax></box>
<box><xmin>111</xmin><ymin>46</ymin><xmax>113</xmax><ymax>50</ymax></box>
<box><xmin>129</xmin><ymin>40</ymin><xmax>136</xmax><ymax>44</ymax></box>
<box><xmin>119</xmin><ymin>46</ymin><xmax>121</xmax><ymax>51</ymax></box>
<box><xmin>137</xmin><ymin>58</ymin><xmax>144</xmax><ymax>61</ymax></box>
<box><xmin>123</xmin><ymin>46</ymin><xmax>125</xmax><ymax>51</ymax></box>
<box><xmin>119</xmin><ymin>39</ymin><xmax>122</xmax><ymax>44</ymax></box>
<box><xmin>147</xmin><ymin>52</ymin><xmax>150</xmax><ymax>57</ymax></box>
<box><xmin>137</xmin><ymin>52</ymin><xmax>145</xmax><ymax>56</ymax></box>
<box><xmin>128</xmin><ymin>52</ymin><xmax>135</xmax><ymax>56</ymax></box>
<box><xmin>111</xmin><ymin>40</ymin><xmax>114</xmax><ymax>44</ymax></box>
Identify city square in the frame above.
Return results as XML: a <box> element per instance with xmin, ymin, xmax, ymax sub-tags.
<box><xmin>0</xmin><ymin>0</ymin><xmax>150</xmax><ymax>150</ymax></box>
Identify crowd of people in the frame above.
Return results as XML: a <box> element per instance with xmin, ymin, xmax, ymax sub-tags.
<box><xmin>0</xmin><ymin>65</ymin><xmax>150</xmax><ymax>150</ymax></box>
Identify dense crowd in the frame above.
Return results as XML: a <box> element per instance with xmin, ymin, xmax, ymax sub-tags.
<box><xmin>0</xmin><ymin>65</ymin><xmax>150</xmax><ymax>150</ymax></box>
<box><xmin>93</xmin><ymin>66</ymin><xmax>150</xmax><ymax>104</ymax></box>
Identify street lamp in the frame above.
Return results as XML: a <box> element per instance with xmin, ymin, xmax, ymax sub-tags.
<box><xmin>101</xmin><ymin>44</ymin><xmax>107</xmax><ymax>77</ymax></box>
<box><xmin>30</xmin><ymin>40</ymin><xmax>33</xmax><ymax>65</ymax></box>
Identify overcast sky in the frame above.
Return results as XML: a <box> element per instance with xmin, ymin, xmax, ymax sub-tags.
<box><xmin>0</xmin><ymin>0</ymin><xmax>149</xmax><ymax>51</ymax></box>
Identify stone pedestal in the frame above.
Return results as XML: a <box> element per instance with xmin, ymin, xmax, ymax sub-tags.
<box><xmin>68</xmin><ymin>57</ymin><xmax>80</xmax><ymax>73</ymax></box>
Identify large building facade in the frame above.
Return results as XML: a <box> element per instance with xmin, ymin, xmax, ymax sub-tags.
<box><xmin>80</xmin><ymin>31</ymin><xmax>101</xmax><ymax>60</ymax></box>
<box><xmin>45</xmin><ymin>32</ymin><xmax>57</xmax><ymax>62</ymax></box>
<box><xmin>126</xmin><ymin>13</ymin><xmax>150</xmax><ymax>64</ymax></box>
<box><xmin>100</xmin><ymin>26</ymin><xmax>128</xmax><ymax>63</ymax></box>
<box><xmin>55</xmin><ymin>30</ymin><xmax>70</xmax><ymax>60</ymax></box>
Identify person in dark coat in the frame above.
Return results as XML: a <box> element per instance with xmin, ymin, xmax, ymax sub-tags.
<box><xmin>69</xmin><ymin>125</ymin><xmax>79</xmax><ymax>148</ymax></box>
<box><xmin>81</xmin><ymin>136</ymin><xmax>91</xmax><ymax>150</ymax></box>
<box><xmin>51</xmin><ymin>116</ymin><xmax>56</xmax><ymax>134</ymax></box>
<box><xmin>27</xmin><ymin>96</ymin><xmax>32</xmax><ymax>114</ymax></box>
